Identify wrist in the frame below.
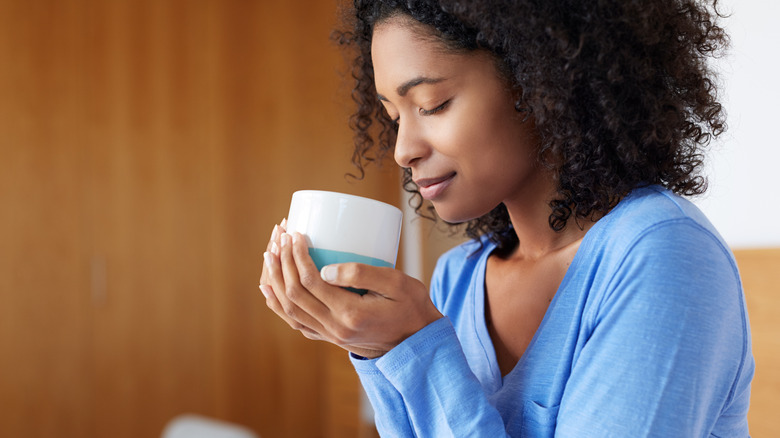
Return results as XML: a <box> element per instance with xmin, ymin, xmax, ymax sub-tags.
<box><xmin>349</xmin><ymin>347</ymin><xmax>387</xmax><ymax>360</ymax></box>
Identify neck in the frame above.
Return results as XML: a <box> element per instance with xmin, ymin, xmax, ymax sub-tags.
<box><xmin>502</xmin><ymin>174</ymin><xmax>594</xmax><ymax>260</ymax></box>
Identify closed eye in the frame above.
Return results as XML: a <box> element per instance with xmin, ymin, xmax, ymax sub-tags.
<box><xmin>419</xmin><ymin>100</ymin><xmax>450</xmax><ymax>116</ymax></box>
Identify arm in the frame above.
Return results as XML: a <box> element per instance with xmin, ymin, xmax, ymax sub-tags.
<box><xmin>354</xmin><ymin>246</ymin><xmax>511</xmax><ymax>437</ymax></box>
<box><xmin>370</xmin><ymin>317</ymin><xmax>509</xmax><ymax>437</ymax></box>
<box><xmin>350</xmin><ymin>353</ymin><xmax>416</xmax><ymax>436</ymax></box>
<box><xmin>262</xmin><ymin>228</ymin><xmax>511</xmax><ymax>436</ymax></box>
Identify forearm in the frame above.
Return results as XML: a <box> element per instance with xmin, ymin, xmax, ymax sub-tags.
<box><xmin>353</xmin><ymin>318</ymin><xmax>508</xmax><ymax>437</ymax></box>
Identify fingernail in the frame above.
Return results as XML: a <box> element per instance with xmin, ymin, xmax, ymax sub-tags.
<box><xmin>263</xmin><ymin>251</ymin><xmax>272</xmax><ymax>268</ymax></box>
<box><xmin>280</xmin><ymin>233</ymin><xmax>290</xmax><ymax>248</ymax></box>
<box><xmin>292</xmin><ymin>232</ymin><xmax>300</xmax><ymax>244</ymax></box>
<box><xmin>271</xmin><ymin>242</ymin><xmax>279</xmax><ymax>255</ymax></box>
<box><xmin>259</xmin><ymin>284</ymin><xmax>271</xmax><ymax>299</ymax></box>
<box><xmin>271</xmin><ymin>225</ymin><xmax>279</xmax><ymax>242</ymax></box>
<box><xmin>321</xmin><ymin>265</ymin><xmax>337</xmax><ymax>282</ymax></box>
<box><xmin>281</xmin><ymin>218</ymin><xmax>287</xmax><ymax>229</ymax></box>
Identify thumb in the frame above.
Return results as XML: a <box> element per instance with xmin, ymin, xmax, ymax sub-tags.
<box><xmin>320</xmin><ymin>264</ymin><xmax>341</xmax><ymax>284</ymax></box>
<box><xmin>320</xmin><ymin>262</ymin><xmax>396</xmax><ymax>292</ymax></box>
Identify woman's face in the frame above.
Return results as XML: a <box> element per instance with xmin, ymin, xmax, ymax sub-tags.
<box><xmin>371</xmin><ymin>16</ymin><xmax>548</xmax><ymax>223</ymax></box>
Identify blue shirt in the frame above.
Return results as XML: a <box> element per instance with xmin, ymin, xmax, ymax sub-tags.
<box><xmin>351</xmin><ymin>186</ymin><xmax>754</xmax><ymax>437</ymax></box>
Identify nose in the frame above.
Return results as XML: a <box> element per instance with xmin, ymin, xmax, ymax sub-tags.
<box><xmin>393</xmin><ymin>118</ymin><xmax>429</xmax><ymax>168</ymax></box>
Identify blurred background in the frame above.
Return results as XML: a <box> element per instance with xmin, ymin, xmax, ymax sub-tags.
<box><xmin>0</xmin><ymin>0</ymin><xmax>777</xmax><ymax>437</ymax></box>
<box><xmin>0</xmin><ymin>0</ymin><xmax>400</xmax><ymax>436</ymax></box>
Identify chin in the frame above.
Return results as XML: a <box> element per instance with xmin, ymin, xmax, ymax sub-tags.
<box><xmin>431</xmin><ymin>202</ymin><xmax>488</xmax><ymax>225</ymax></box>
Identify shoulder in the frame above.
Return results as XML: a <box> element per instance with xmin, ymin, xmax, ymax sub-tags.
<box><xmin>573</xmin><ymin>188</ymin><xmax>753</xmax><ymax>422</ymax></box>
<box><xmin>606</xmin><ymin>185</ymin><xmax>711</xmax><ymax>231</ymax></box>
<box><xmin>593</xmin><ymin>185</ymin><xmax>731</xmax><ymax>260</ymax></box>
<box><xmin>581</xmin><ymin>186</ymin><xmax>744</xmax><ymax>331</ymax></box>
<box><xmin>580</xmin><ymin>186</ymin><xmax>743</xmax><ymax>325</ymax></box>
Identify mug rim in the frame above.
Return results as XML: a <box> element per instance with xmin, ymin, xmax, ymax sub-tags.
<box><xmin>291</xmin><ymin>190</ymin><xmax>402</xmax><ymax>214</ymax></box>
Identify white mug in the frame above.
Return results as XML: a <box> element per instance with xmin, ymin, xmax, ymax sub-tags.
<box><xmin>286</xmin><ymin>190</ymin><xmax>403</xmax><ymax>286</ymax></box>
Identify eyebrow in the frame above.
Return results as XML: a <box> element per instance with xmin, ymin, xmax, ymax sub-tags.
<box><xmin>377</xmin><ymin>76</ymin><xmax>446</xmax><ymax>101</ymax></box>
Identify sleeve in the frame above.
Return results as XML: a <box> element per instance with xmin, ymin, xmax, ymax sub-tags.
<box><xmin>351</xmin><ymin>319</ymin><xmax>508</xmax><ymax>437</ymax></box>
<box><xmin>350</xmin><ymin>353</ymin><xmax>416</xmax><ymax>436</ymax></box>
<box><xmin>373</xmin><ymin>317</ymin><xmax>508</xmax><ymax>437</ymax></box>
<box><xmin>351</xmin><ymin>245</ymin><xmax>510</xmax><ymax>437</ymax></box>
<box><xmin>556</xmin><ymin>220</ymin><xmax>753</xmax><ymax>437</ymax></box>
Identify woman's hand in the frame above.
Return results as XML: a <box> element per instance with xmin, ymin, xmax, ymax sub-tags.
<box><xmin>258</xmin><ymin>219</ymin><xmax>284</xmax><ymax>289</ymax></box>
<box><xmin>259</xmin><ymin>226</ymin><xmax>442</xmax><ymax>358</ymax></box>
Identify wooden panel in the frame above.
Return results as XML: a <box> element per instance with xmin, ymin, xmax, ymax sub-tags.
<box><xmin>0</xmin><ymin>0</ymin><xmax>93</xmax><ymax>436</ymax></box>
<box><xmin>0</xmin><ymin>0</ymin><xmax>399</xmax><ymax>437</ymax></box>
<box><xmin>733</xmin><ymin>248</ymin><xmax>780</xmax><ymax>437</ymax></box>
<box><xmin>210</xmin><ymin>1</ymin><xmax>398</xmax><ymax>437</ymax></box>
<box><xmin>85</xmin><ymin>1</ymin><xmax>222</xmax><ymax>436</ymax></box>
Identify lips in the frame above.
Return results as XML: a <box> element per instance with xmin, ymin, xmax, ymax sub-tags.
<box><xmin>414</xmin><ymin>172</ymin><xmax>456</xmax><ymax>200</ymax></box>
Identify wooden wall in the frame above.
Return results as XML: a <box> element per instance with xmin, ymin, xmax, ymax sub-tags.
<box><xmin>733</xmin><ymin>248</ymin><xmax>780</xmax><ymax>437</ymax></box>
<box><xmin>0</xmin><ymin>0</ymin><xmax>397</xmax><ymax>437</ymax></box>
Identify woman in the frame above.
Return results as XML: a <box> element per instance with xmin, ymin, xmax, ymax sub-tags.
<box><xmin>260</xmin><ymin>0</ymin><xmax>754</xmax><ymax>435</ymax></box>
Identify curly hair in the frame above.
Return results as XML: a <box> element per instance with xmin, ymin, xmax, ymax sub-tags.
<box><xmin>335</xmin><ymin>0</ymin><xmax>729</xmax><ymax>250</ymax></box>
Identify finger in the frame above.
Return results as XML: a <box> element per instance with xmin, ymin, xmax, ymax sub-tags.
<box><xmin>278</xmin><ymin>233</ymin><xmax>334</xmax><ymax>316</ymax></box>
<box><xmin>273</xmin><ymin>235</ymin><xmax>334</xmax><ymax>334</ymax></box>
<box><xmin>267</xmin><ymin>224</ymin><xmax>280</xmax><ymax>253</ymax></box>
<box><xmin>260</xmin><ymin>284</ymin><xmax>323</xmax><ymax>340</ymax></box>
<box><xmin>260</xmin><ymin>283</ymin><xmax>350</xmax><ymax>345</ymax></box>
<box><xmin>259</xmin><ymin>279</ymin><xmax>306</xmax><ymax>331</ymax></box>
<box><xmin>262</xmin><ymin>254</ymin><xmax>324</xmax><ymax>337</ymax></box>
<box><xmin>264</xmin><ymin>249</ymin><xmax>306</xmax><ymax>326</ymax></box>
<box><xmin>320</xmin><ymin>262</ymin><xmax>401</xmax><ymax>299</ymax></box>
<box><xmin>260</xmin><ymin>224</ymin><xmax>282</xmax><ymax>286</ymax></box>
<box><xmin>280</xmin><ymin>233</ymin><xmax>369</xmax><ymax>347</ymax></box>
<box><xmin>288</xmin><ymin>232</ymin><xmax>366</xmax><ymax>307</ymax></box>
<box><xmin>269</xmin><ymin>219</ymin><xmax>286</xmax><ymax>256</ymax></box>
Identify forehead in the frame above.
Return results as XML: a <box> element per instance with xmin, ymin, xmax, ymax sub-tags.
<box><xmin>372</xmin><ymin>14</ymin><xmax>456</xmax><ymax>54</ymax></box>
<box><xmin>371</xmin><ymin>16</ymin><xmax>468</xmax><ymax>90</ymax></box>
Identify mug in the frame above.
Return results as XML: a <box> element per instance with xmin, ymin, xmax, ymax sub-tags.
<box><xmin>285</xmin><ymin>190</ymin><xmax>403</xmax><ymax>294</ymax></box>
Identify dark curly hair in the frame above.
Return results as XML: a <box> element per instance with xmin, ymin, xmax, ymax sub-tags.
<box><xmin>335</xmin><ymin>0</ymin><xmax>729</xmax><ymax>250</ymax></box>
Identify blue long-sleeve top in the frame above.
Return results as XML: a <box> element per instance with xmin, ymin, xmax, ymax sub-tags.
<box><xmin>350</xmin><ymin>186</ymin><xmax>754</xmax><ymax>437</ymax></box>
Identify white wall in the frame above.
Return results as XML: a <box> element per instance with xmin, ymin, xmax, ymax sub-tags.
<box><xmin>695</xmin><ymin>0</ymin><xmax>780</xmax><ymax>249</ymax></box>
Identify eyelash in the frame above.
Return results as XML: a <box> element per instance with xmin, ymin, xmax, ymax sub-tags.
<box><xmin>389</xmin><ymin>100</ymin><xmax>451</xmax><ymax>131</ymax></box>
<box><xmin>419</xmin><ymin>100</ymin><xmax>450</xmax><ymax>116</ymax></box>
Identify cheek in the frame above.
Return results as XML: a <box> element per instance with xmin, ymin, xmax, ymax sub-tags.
<box><xmin>453</xmin><ymin>114</ymin><xmax>527</xmax><ymax>172</ymax></box>
<box><xmin>429</xmin><ymin>106</ymin><xmax>491</xmax><ymax>156</ymax></box>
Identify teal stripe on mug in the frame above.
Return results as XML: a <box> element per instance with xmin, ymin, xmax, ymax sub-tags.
<box><xmin>308</xmin><ymin>247</ymin><xmax>394</xmax><ymax>295</ymax></box>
